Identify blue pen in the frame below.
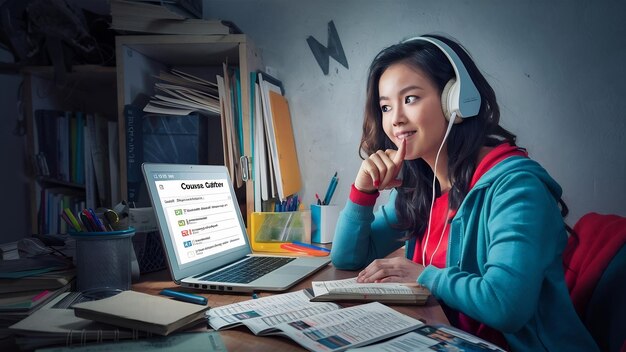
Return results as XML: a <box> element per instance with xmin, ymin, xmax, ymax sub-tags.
<box><xmin>291</xmin><ymin>196</ymin><xmax>297</xmax><ymax>211</ymax></box>
<box><xmin>292</xmin><ymin>241</ymin><xmax>331</xmax><ymax>253</ymax></box>
<box><xmin>159</xmin><ymin>289</ymin><xmax>208</xmax><ymax>305</ymax></box>
<box><xmin>88</xmin><ymin>208</ymin><xmax>107</xmax><ymax>232</ymax></box>
<box><xmin>322</xmin><ymin>172</ymin><xmax>338</xmax><ymax>205</ymax></box>
<box><xmin>326</xmin><ymin>177</ymin><xmax>338</xmax><ymax>205</ymax></box>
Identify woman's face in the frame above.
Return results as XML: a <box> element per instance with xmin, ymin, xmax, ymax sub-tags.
<box><xmin>378</xmin><ymin>62</ymin><xmax>447</xmax><ymax>161</ymax></box>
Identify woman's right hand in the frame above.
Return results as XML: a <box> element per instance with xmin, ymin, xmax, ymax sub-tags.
<box><xmin>354</xmin><ymin>138</ymin><xmax>406</xmax><ymax>193</ymax></box>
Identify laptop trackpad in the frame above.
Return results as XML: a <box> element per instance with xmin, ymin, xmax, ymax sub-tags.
<box><xmin>276</xmin><ymin>265</ymin><xmax>312</xmax><ymax>276</ymax></box>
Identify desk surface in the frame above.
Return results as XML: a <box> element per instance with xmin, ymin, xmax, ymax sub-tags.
<box><xmin>133</xmin><ymin>263</ymin><xmax>449</xmax><ymax>351</ymax></box>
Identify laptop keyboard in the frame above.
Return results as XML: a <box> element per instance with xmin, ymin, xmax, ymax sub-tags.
<box><xmin>199</xmin><ymin>256</ymin><xmax>296</xmax><ymax>284</ymax></box>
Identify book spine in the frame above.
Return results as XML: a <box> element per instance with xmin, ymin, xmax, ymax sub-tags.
<box><xmin>58</xmin><ymin>112</ymin><xmax>70</xmax><ymax>182</ymax></box>
<box><xmin>35</xmin><ymin>110</ymin><xmax>61</xmax><ymax>179</ymax></box>
<box><xmin>125</xmin><ymin>104</ymin><xmax>144</xmax><ymax>205</ymax></box>
<box><xmin>75</xmin><ymin>111</ymin><xmax>85</xmax><ymax>185</ymax></box>
<box><xmin>70</xmin><ymin>112</ymin><xmax>78</xmax><ymax>183</ymax></box>
<box><xmin>83</xmin><ymin>122</ymin><xmax>96</xmax><ymax>209</ymax></box>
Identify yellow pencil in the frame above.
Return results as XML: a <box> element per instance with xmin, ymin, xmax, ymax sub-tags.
<box><xmin>63</xmin><ymin>208</ymin><xmax>82</xmax><ymax>231</ymax></box>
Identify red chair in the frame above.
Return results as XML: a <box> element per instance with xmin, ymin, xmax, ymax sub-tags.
<box><xmin>563</xmin><ymin>212</ymin><xmax>626</xmax><ymax>352</ymax></box>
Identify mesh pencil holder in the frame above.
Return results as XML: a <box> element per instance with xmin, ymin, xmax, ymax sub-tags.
<box><xmin>70</xmin><ymin>227</ymin><xmax>135</xmax><ymax>292</ymax></box>
<box><xmin>132</xmin><ymin>231</ymin><xmax>167</xmax><ymax>274</ymax></box>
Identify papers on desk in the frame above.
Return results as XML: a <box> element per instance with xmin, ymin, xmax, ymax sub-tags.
<box><xmin>208</xmin><ymin>289</ymin><xmax>340</xmax><ymax>335</ymax></box>
<box><xmin>208</xmin><ymin>289</ymin><xmax>424</xmax><ymax>351</ymax></box>
<box><xmin>349</xmin><ymin>325</ymin><xmax>506</xmax><ymax>352</ymax></box>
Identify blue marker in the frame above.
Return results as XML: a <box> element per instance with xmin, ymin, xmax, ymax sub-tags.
<box><xmin>323</xmin><ymin>172</ymin><xmax>338</xmax><ymax>205</ymax></box>
<box><xmin>325</xmin><ymin>178</ymin><xmax>338</xmax><ymax>205</ymax></box>
<box><xmin>159</xmin><ymin>289</ymin><xmax>208</xmax><ymax>305</ymax></box>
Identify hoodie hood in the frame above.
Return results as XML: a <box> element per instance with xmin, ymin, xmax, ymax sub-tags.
<box><xmin>470</xmin><ymin>155</ymin><xmax>563</xmax><ymax>201</ymax></box>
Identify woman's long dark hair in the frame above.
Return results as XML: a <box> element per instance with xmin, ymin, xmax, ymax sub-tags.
<box><xmin>360</xmin><ymin>34</ymin><xmax>519</xmax><ymax>239</ymax></box>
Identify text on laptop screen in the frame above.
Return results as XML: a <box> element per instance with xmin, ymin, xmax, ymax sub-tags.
<box><xmin>154</xmin><ymin>178</ymin><xmax>247</xmax><ymax>265</ymax></box>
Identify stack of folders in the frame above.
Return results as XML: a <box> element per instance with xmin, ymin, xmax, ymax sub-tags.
<box><xmin>253</xmin><ymin>72</ymin><xmax>302</xmax><ymax>209</ymax></box>
<box><xmin>217</xmin><ymin>63</ymin><xmax>244</xmax><ymax>188</ymax></box>
<box><xmin>10</xmin><ymin>290</ymin><xmax>209</xmax><ymax>349</ymax></box>
<box><xmin>0</xmin><ymin>256</ymin><xmax>75</xmax><ymax>333</ymax></box>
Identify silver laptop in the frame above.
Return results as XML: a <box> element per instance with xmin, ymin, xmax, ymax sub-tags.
<box><xmin>141</xmin><ymin>163</ymin><xmax>330</xmax><ymax>293</ymax></box>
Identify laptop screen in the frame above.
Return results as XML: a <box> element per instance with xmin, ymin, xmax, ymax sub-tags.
<box><xmin>142</xmin><ymin>163</ymin><xmax>252</xmax><ymax>281</ymax></box>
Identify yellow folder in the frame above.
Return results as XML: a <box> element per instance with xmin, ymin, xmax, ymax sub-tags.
<box><xmin>268</xmin><ymin>91</ymin><xmax>302</xmax><ymax>199</ymax></box>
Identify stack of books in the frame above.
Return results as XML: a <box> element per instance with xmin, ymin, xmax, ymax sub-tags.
<box><xmin>110</xmin><ymin>0</ymin><xmax>240</xmax><ymax>35</ymax></box>
<box><xmin>0</xmin><ymin>256</ymin><xmax>75</xmax><ymax>334</ymax></box>
<box><xmin>9</xmin><ymin>290</ymin><xmax>209</xmax><ymax>349</ymax></box>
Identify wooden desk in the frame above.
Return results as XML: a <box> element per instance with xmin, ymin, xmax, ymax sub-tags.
<box><xmin>133</xmin><ymin>263</ymin><xmax>449</xmax><ymax>351</ymax></box>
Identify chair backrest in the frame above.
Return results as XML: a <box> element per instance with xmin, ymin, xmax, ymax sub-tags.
<box><xmin>563</xmin><ymin>212</ymin><xmax>626</xmax><ymax>352</ymax></box>
<box><xmin>585</xmin><ymin>244</ymin><xmax>626</xmax><ymax>352</ymax></box>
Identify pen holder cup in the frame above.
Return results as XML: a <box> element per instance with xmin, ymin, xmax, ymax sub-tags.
<box><xmin>310</xmin><ymin>204</ymin><xmax>340</xmax><ymax>244</ymax></box>
<box><xmin>250</xmin><ymin>211</ymin><xmax>311</xmax><ymax>252</ymax></box>
<box><xmin>70</xmin><ymin>227</ymin><xmax>135</xmax><ymax>291</ymax></box>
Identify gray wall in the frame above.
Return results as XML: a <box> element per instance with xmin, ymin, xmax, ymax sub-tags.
<box><xmin>203</xmin><ymin>0</ymin><xmax>626</xmax><ymax>224</ymax></box>
<box><xmin>2</xmin><ymin>0</ymin><xmax>624</xmax><ymax>241</ymax></box>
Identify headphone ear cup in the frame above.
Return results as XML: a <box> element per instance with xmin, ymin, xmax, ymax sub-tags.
<box><xmin>441</xmin><ymin>79</ymin><xmax>463</xmax><ymax>124</ymax></box>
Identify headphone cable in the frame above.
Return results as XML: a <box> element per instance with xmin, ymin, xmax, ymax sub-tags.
<box><xmin>422</xmin><ymin>111</ymin><xmax>456</xmax><ymax>266</ymax></box>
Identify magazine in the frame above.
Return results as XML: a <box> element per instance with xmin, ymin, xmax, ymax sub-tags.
<box><xmin>349</xmin><ymin>324</ymin><xmax>506</xmax><ymax>352</ymax></box>
<box><xmin>207</xmin><ymin>289</ymin><xmax>424</xmax><ymax>351</ymax></box>
<box><xmin>310</xmin><ymin>277</ymin><xmax>430</xmax><ymax>305</ymax></box>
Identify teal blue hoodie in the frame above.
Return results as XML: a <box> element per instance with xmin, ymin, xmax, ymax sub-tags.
<box><xmin>331</xmin><ymin>156</ymin><xmax>598</xmax><ymax>351</ymax></box>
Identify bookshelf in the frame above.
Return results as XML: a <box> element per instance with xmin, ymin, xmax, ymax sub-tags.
<box><xmin>115</xmin><ymin>34</ymin><xmax>262</xmax><ymax>226</ymax></box>
<box><xmin>22</xmin><ymin>65</ymin><xmax>118</xmax><ymax>234</ymax></box>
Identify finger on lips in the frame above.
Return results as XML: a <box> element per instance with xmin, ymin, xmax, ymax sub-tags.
<box><xmin>393</xmin><ymin>138</ymin><xmax>406</xmax><ymax>165</ymax></box>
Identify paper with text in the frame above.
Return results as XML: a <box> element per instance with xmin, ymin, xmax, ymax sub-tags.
<box><xmin>275</xmin><ymin>301</ymin><xmax>423</xmax><ymax>351</ymax></box>
<box><xmin>348</xmin><ymin>325</ymin><xmax>506</xmax><ymax>352</ymax></box>
<box><xmin>312</xmin><ymin>277</ymin><xmax>424</xmax><ymax>295</ymax></box>
<box><xmin>208</xmin><ymin>290</ymin><xmax>340</xmax><ymax>335</ymax></box>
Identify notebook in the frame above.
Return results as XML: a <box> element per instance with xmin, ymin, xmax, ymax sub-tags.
<box><xmin>141</xmin><ymin>163</ymin><xmax>330</xmax><ymax>293</ymax></box>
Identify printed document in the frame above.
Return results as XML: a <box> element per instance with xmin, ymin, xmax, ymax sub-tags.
<box><xmin>208</xmin><ymin>289</ymin><xmax>424</xmax><ymax>351</ymax></box>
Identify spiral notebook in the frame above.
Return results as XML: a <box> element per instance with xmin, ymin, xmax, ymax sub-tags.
<box><xmin>9</xmin><ymin>292</ymin><xmax>147</xmax><ymax>349</ymax></box>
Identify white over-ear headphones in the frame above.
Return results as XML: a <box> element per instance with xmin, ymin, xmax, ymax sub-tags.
<box><xmin>402</xmin><ymin>36</ymin><xmax>481</xmax><ymax>123</ymax></box>
<box><xmin>399</xmin><ymin>36</ymin><xmax>483</xmax><ymax>266</ymax></box>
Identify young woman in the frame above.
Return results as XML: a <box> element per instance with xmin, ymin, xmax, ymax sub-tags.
<box><xmin>330</xmin><ymin>34</ymin><xmax>598</xmax><ymax>351</ymax></box>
